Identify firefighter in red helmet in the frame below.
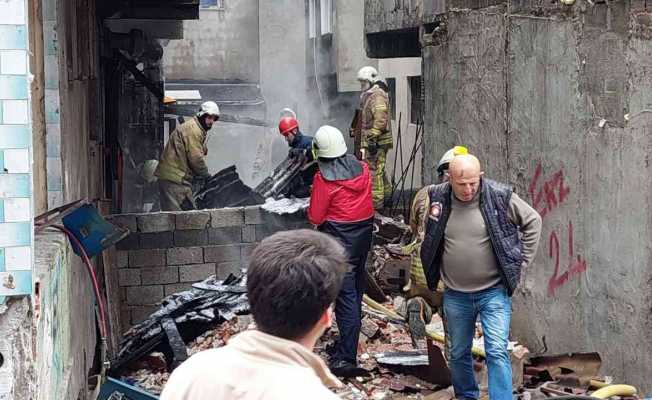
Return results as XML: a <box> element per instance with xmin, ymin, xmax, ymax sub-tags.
<box><xmin>277</xmin><ymin>116</ymin><xmax>317</xmax><ymax>198</ymax></box>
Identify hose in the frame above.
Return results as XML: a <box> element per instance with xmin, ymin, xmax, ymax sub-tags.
<box><xmin>49</xmin><ymin>225</ymin><xmax>109</xmax><ymax>341</ymax></box>
<box><xmin>590</xmin><ymin>384</ymin><xmax>637</xmax><ymax>399</ymax></box>
<box><xmin>363</xmin><ymin>294</ymin><xmax>404</xmax><ymax>321</ymax></box>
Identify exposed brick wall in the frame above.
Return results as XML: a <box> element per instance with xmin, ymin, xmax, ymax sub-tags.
<box><xmin>107</xmin><ymin>206</ymin><xmax>309</xmax><ymax>330</ymax></box>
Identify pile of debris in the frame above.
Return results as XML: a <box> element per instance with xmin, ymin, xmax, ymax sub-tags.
<box><xmin>111</xmin><ymin>212</ymin><xmax>637</xmax><ymax>399</ymax></box>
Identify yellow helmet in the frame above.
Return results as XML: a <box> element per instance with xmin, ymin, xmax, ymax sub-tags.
<box><xmin>437</xmin><ymin>145</ymin><xmax>468</xmax><ymax>173</ymax></box>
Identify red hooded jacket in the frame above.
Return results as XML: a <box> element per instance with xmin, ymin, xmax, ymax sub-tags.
<box><xmin>308</xmin><ymin>161</ymin><xmax>374</xmax><ymax>225</ymax></box>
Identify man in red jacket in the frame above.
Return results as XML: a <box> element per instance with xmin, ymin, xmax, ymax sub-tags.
<box><xmin>308</xmin><ymin>125</ymin><xmax>374</xmax><ymax>377</ymax></box>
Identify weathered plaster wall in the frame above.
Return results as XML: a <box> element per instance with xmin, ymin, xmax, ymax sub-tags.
<box><xmin>33</xmin><ymin>232</ymin><xmax>97</xmax><ymax>400</ymax></box>
<box><xmin>421</xmin><ymin>2</ymin><xmax>652</xmax><ymax>392</ymax></box>
<box><xmin>163</xmin><ymin>2</ymin><xmax>260</xmax><ymax>82</ymax></box>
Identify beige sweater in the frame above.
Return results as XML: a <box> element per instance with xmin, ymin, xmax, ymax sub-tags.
<box><xmin>441</xmin><ymin>192</ymin><xmax>542</xmax><ymax>292</ymax></box>
<box><xmin>160</xmin><ymin>330</ymin><xmax>342</xmax><ymax>400</ymax></box>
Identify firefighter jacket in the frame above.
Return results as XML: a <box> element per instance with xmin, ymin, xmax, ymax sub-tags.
<box><xmin>155</xmin><ymin>117</ymin><xmax>211</xmax><ymax>186</ymax></box>
<box><xmin>360</xmin><ymin>84</ymin><xmax>393</xmax><ymax>150</ymax></box>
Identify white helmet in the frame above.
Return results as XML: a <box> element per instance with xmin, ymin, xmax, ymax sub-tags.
<box><xmin>357</xmin><ymin>66</ymin><xmax>379</xmax><ymax>84</ymax></box>
<box><xmin>313</xmin><ymin>125</ymin><xmax>347</xmax><ymax>159</ymax></box>
<box><xmin>197</xmin><ymin>101</ymin><xmax>220</xmax><ymax>117</ymax></box>
<box><xmin>437</xmin><ymin>145</ymin><xmax>469</xmax><ymax>173</ymax></box>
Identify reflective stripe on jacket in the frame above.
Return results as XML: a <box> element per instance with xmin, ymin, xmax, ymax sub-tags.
<box><xmin>360</xmin><ymin>84</ymin><xmax>393</xmax><ymax>149</ymax></box>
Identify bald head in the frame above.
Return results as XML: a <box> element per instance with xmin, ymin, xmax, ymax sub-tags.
<box><xmin>449</xmin><ymin>154</ymin><xmax>483</xmax><ymax>202</ymax></box>
<box><xmin>449</xmin><ymin>154</ymin><xmax>481</xmax><ymax>179</ymax></box>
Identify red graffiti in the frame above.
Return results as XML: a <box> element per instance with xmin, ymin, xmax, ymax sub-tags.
<box><xmin>528</xmin><ymin>163</ymin><xmax>571</xmax><ymax>220</ymax></box>
<box><xmin>547</xmin><ymin>220</ymin><xmax>588</xmax><ymax>296</ymax></box>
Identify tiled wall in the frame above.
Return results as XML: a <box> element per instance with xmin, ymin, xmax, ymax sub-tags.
<box><xmin>43</xmin><ymin>0</ymin><xmax>62</xmax><ymax>208</ymax></box>
<box><xmin>0</xmin><ymin>0</ymin><xmax>33</xmax><ymax>297</ymax></box>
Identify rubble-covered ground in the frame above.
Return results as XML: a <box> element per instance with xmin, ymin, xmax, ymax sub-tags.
<box><xmin>116</xmin><ymin>230</ymin><xmax>634</xmax><ymax>399</ymax></box>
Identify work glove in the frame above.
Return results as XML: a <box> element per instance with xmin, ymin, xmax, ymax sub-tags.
<box><xmin>365</xmin><ymin>141</ymin><xmax>378</xmax><ymax>156</ymax></box>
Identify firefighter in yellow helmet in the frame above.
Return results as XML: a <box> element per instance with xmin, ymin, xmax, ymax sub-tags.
<box><xmin>155</xmin><ymin>101</ymin><xmax>220</xmax><ymax>211</ymax></box>
<box><xmin>403</xmin><ymin>146</ymin><xmax>468</xmax><ymax>347</ymax></box>
<box><xmin>357</xmin><ymin>66</ymin><xmax>393</xmax><ymax>210</ymax></box>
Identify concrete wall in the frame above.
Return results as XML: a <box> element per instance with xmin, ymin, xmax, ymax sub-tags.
<box><xmin>107</xmin><ymin>206</ymin><xmax>309</xmax><ymax>329</ymax></box>
<box><xmin>379</xmin><ymin>57</ymin><xmax>422</xmax><ymax>189</ymax></box>
<box><xmin>420</xmin><ymin>2</ymin><xmax>652</xmax><ymax>392</ymax></box>
<box><xmin>163</xmin><ymin>2</ymin><xmax>260</xmax><ymax>82</ymax></box>
<box><xmin>33</xmin><ymin>232</ymin><xmax>97</xmax><ymax>400</ymax></box>
<box><xmin>336</xmin><ymin>0</ymin><xmax>378</xmax><ymax>92</ymax></box>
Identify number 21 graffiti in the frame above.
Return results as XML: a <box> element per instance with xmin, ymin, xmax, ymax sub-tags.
<box><xmin>529</xmin><ymin>162</ymin><xmax>588</xmax><ymax>296</ymax></box>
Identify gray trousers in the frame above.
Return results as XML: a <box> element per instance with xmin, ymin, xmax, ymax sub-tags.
<box><xmin>158</xmin><ymin>180</ymin><xmax>194</xmax><ymax>211</ymax></box>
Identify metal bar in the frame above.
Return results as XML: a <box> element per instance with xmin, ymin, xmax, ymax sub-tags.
<box><xmin>161</xmin><ymin>317</ymin><xmax>188</xmax><ymax>369</ymax></box>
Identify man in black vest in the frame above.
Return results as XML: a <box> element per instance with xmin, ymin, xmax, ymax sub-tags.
<box><xmin>420</xmin><ymin>154</ymin><xmax>542</xmax><ymax>400</ymax></box>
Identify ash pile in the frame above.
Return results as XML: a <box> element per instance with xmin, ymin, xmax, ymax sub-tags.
<box><xmin>110</xmin><ymin>214</ymin><xmax>634</xmax><ymax>400</ymax></box>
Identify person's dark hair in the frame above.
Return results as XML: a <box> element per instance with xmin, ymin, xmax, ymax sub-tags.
<box><xmin>247</xmin><ymin>229</ymin><xmax>348</xmax><ymax>340</ymax></box>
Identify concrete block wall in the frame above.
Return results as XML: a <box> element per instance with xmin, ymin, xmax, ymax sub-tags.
<box><xmin>107</xmin><ymin>206</ymin><xmax>309</xmax><ymax>329</ymax></box>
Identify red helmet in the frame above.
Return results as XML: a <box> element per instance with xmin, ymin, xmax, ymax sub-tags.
<box><xmin>278</xmin><ymin>117</ymin><xmax>299</xmax><ymax>136</ymax></box>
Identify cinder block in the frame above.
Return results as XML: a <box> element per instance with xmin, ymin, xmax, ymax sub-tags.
<box><xmin>120</xmin><ymin>288</ymin><xmax>127</xmax><ymax>302</ymax></box>
<box><xmin>255</xmin><ymin>224</ymin><xmax>285</xmax><ymax>242</ymax></box>
<box><xmin>120</xmin><ymin>307</ymin><xmax>131</xmax><ymax>333</ymax></box>
<box><xmin>241</xmin><ymin>225</ymin><xmax>255</xmax><ymax>243</ymax></box>
<box><xmin>204</xmin><ymin>245</ymin><xmax>241</xmax><ymax>263</ymax></box>
<box><xmin>116</xmin><ymin>250</ymin><xmax>129</xmax><ymax>268</ymax></box>
<box><xmin>174</xmin><ymin>229</ymin><xmax>208</xmax><ymax>247</ymax></box>
<box><xmin>210</xmin><ymin>207</ymin><xmax>244</xmax><ymax>227</ymax></box>
<box><xmin>141</xmin><ymin>266</ymin><xmax>179</xmax><ymax>285</ymax></box>
<box><xmin>241</xmin><ymin>243</ymin><xmax>258</xmax><ymax>266</ymax></box>
<box><xmin>243</xmin><ymin>206</ymin><xmax>263</xmax><ymax>225</ymax></box>
<box><xmin>116</xmin><ymin>233</ymin><xmax>140</xmax><ymax>251</ymax></box>
<box><xmin>118</xmin><ymin>269</ymin><xmax>141</xmax><ymax>286</ymax></box>
<box><xmin>137</xmin><ymin>213</ymin><xmax>175</xmax><ymax>233</ymax></box>
<box><xmin>175</xmin><ymin>210</ymin><xmax>210</xmax><ymax>230</ymax></box>
<box><xmin>139</xmin><ymin>232</ymin><xmax>174</xmax><ymax>249</ymax></box>
<box><xmin>130</xmin><ymin>305</ymin><xmax>158</xmax><ymax>324</ymax></box>
<box><xmin>207</xmin><ymin>226</ymin><xmax>242</xmax><ymax>245</ymax></box>
<box><xmin>109</xmin><ymin>214</ymin><xmax>137</xmax><ymax>233</ymax></box>
<box><xmin>167</xmin><ymin>246</ymin><xmax>203</xmax><ymax>265</ymax></box>
<box><xmin>164</xmin><ymin>283</ymin><xmax>193</xmax><ymax>296</ymax></box>
<box><xmin>126</xmin><ymin>285</ymin><xmax>164</xmax><ymax>306</ymax></box>
<box><xmin>179</xmin><ymin>263</ymin><xmax>217</xmax><ymax>282</ymax></box>
<box><xmin>217</xmin><ymin>262</ymin><xmax>243</xmax><ymax>279</ymax></box>
<box><xmin>129</xmin><ymin>249</ymin><xmax>166</xmax><ymax>267</ymax></box>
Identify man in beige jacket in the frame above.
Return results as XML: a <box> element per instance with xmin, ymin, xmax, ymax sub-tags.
<box><xmin>160</xmin><ymin>230</ymin><xmax>346</xmax><ymax>400</ymax></box>
<box><xmin>155</xmin><ymin>101</ymin><xmax>220</xmax><ymax>211</ymax></box>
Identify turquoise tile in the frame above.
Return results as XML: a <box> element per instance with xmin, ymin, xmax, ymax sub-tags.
<box><xmin>0</xmin><ymin>75</ymin><xmax>28</xmax><ymax>100</ymax></box>
<box><xmin>45</xmin><ymin>91</ymin><xmax>60</xmax><ymax>123</ymax></box>
<box><xmin>0</xmin><ymin>174</ymin><xmax>30</xmax><ymax>197</ymax></box>
<box><xmin>0</xmin><ymin>222</ymin><xmax>30</xmax><ymax>247</ymax></box>
<box><xmin>0</xmin><ymin>125</ymin><xmax>29</xmax><ymax>148</ymax></box>
<box><xmin>0</xmin><ymin>100</ymin><xmax>2</xmax><ymax>123</ymax></box>
<box><xmin>0</xmin><ymin>270</ymin><xmax>32</xmax><ymax>296</ymax></box>
<box><xmin>0</xmin><ymin>248</ymin><xmax>4</xmax><ymax>271</ymax></box>
<box><xmin>0</xmin><ymin>199</ymin><xmax>3</xmax><ymax>223</ymax></box>
<box><xmin>0</xmin><ymin>150</ymin><xmax>3</xmax><ymax>173</ymax></box>
<box><xmin>0</xmin><ymin>26</ymin><xmax>27</xmax><ymax>50</ymax></box>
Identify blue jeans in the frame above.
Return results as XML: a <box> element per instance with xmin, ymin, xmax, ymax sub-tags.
<box><xmin>443</xmin><ymin>285</ymin><xmax>512</xmax><ymax>400</ymax></box>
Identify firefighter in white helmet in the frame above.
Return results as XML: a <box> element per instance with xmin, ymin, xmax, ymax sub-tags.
<box><xmin>155</xmin><ymin>101</ymin><xmax>220</xmax><ymax>211</ymax></box>
<box><xmin>307</xmin><ymin>126</ymin><xmax>374</xmax><ymax>377</ymax></box>
<box><xmin>356</xmin><ymin>66</ymin><xmax>393</xmax><ymax>210</ymax></box>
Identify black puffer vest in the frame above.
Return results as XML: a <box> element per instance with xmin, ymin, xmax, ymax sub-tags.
<box><xmin>419</xmin><ymin>179</ymin><xmax>524</xmax><ymax>296</ymax></box>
